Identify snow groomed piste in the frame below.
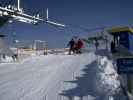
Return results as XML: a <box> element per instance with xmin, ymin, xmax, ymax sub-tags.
<box><xmin>0</xmin><ymin>50</ymin><xmax>127</xmax><ymax>100</ymax></box>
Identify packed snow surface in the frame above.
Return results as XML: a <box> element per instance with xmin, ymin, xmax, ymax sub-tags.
<box><xmin>0</xmin><ymin>52</ymin><xmax>126</xmax><ymax>100</ymax></box>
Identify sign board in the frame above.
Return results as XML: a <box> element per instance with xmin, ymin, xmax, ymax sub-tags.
<box><xmin>119</xmin><ymin>32</ymin><xmax>129</xmax><ymax>49</ymax></box>
<box><xmin>117</xmin><ymin>58</ymin><xmax>133</xmax><ymax>74</ymax></box>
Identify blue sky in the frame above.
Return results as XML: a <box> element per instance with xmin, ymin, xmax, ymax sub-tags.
<box><xmin>0</xmin><ymin>0</ymin><xmax>133</xmax><ymax>48</ymax></box>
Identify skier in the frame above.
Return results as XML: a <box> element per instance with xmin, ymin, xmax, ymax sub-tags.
<box><xmin>12</xmin><ymin>54</ymin><xmax>18</xmax><ymax>62</ymax></box>
<box><xmin>67</xmin><ymin>38</ymin><xmax>75</xmax><ymax>55</ymax></box>
<box><xmin>75</xmin><ymin>38</ymin><xmax>84</xmax><ymax>54</ymax></box>
<box><xmin>110</xmin><ymin>41</ymin><xmax>115</xmax><ymax>53</ymax></box>
<box><xmin>2</xmin><ymin>54</ymin><xmax>6</xmax><ymax>59</ymax></box>
<box><xmin>94</xmin><ymin>39</ymin><xmax>99</xmax><ymax>50</ymax></box>
<box><xmin>12</xmin><ymin>48</ymin><xmax>18</xmax><ymax>62</ymax></box>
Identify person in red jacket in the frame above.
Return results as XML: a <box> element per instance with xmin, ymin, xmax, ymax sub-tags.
<box><xmin>75</xmin><ymin>38</ymin><xmax>84</xmax><ymax>54</ymax></box>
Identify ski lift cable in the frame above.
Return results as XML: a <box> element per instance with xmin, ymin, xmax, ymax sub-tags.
<box><xmin>49</xmin><ymin>18</ymin><xmax>106</xmax><ymax>33</ymax></box>
<box><xmin>50</xmin><ymin>21</ymin><xmax>108</xmax><ymax>39</ymax></box>
<box><xmin>48</xmin><ymin>18</ymin><xmax>106</xmax><ymax>33</ymax></box>
<box><xmin>66</xmin><ymin>23</ymin><xmax>106</xmax><ymax>33</ymax></box>
<box><xmin>61</xmin><ymin>23</ymin><xmax>108</xmax><ymax>38</ymax></box>
<box><xmin>42</xmin><ymin>16</ymin><xmax>111</xmax><ymax>34</ymax></box>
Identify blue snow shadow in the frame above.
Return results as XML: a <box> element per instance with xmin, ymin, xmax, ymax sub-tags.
<box><xmin>59</xmin><ymin>61</ymin><xmax>106</xmax><ymax>100</ymax></box>
<box><xmin>95</xmin><ymin>49</ymin><xmax>112</xmax><ymax>59</ymax></box>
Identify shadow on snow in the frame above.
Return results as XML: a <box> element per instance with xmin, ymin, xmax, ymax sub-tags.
<box><xmin>59</xmin><ymin>60</ymin><xmax>106</xmax><ymax>100</ymax></box>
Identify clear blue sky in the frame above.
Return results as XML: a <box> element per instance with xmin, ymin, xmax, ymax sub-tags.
<box><xmin>0</xmin><ymin>0</ymin><xmax>133</xmax><ymax>48</ymax></box>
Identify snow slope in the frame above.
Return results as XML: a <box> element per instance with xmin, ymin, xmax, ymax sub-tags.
<box><xmin>0</xmin><ymin>52</ymin><xmax>126</xmax><ymax>100</ymax></box>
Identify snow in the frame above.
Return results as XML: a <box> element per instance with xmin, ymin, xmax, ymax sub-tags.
<box><xmin>0</xmin><ymin>56</ymin><xmax>13</xmax><ymax>63</ymax></box>
<box><xmin>96</xmin><ymin>56</ymin><xmax>120</xmax><ymax>93</ymax></box>
<box><xmin>95</xmin><ymin>56</ymin><xmax>121</xmax><ymax>99</ymax></box>
<box><xmin>0</xmin><ymin>50</ymin><xmax>127</xmax><ymax>100</ymax></box>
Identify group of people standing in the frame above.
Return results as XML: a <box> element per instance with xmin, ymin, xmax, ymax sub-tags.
<box><xmin>67</xmin><ymin>38</ymin><xmax>84</xmax><ymax>55</ymax></box>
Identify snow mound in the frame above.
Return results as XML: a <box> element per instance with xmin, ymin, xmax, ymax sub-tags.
<box><xmin>0</xmin><ymin>56</ymin><xmax>13</xmax><ymax>63</ymax></box>
<box><xmin>96</xmin><ymin>56</ymin><xmax>120</xmax><ymax>95</ymax></box>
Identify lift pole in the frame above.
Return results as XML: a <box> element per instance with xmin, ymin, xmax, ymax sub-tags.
<box><xmin>17</xmin><ymin>0</ymin><xmax>20</xmax><ymax>11</ymax></box>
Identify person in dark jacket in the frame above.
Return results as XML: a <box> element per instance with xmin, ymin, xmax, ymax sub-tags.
<box><xmin>110</xmin><ymin>41</ymin><xmax>116</xmax><ymax>53</ymax></box>
<box><xmin>94</xmin><ymin>39</ymin><xmax>99</xmax><ymax>50</ymax></box>
<box><xmin>67</xmin><ymin>38</ymin><xmax>75</xmax><ymax>55</ymax></box>
<box><xmin>12</xmin><ymin>54</ymin><xmax>18</xmax><ymax>62</ymax></box>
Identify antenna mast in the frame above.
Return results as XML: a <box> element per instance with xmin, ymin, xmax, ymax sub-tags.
<box><xmin>17</xmin><ymin>0</ymin><xmax>20</xmax><ymax>11</ymax></box>
<box><xmin>46</xmin><ymin>8</ymin><xmax>49</xmax><ymax>20</ymax></box>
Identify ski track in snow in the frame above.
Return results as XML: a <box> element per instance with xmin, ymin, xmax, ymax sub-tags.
<box><xmin>0</xmin><ymin>53</ymin><xmax>97</xmax><ymax>100</ymax></box>
<box><xmin>0</xmin><ymin>52</ymin><xmax>126</xmax><ymax>100</ymax></box>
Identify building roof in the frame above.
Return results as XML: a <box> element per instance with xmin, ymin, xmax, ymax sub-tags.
<box><xmin>107</xmin><ymin>27</ymin><xmax>133</xmax><ymax>35</ymax></box>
